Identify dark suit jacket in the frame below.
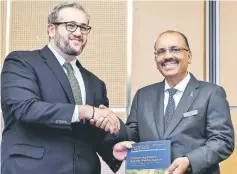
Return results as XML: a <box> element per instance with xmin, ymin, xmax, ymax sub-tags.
<box><xmin>1</xmin><ymin>46</ymin><xmax>122</xmax><ymax>174</ymax></box>
<box><xmin>120</xmin><ymin>74</ymin><xmax>235</xmax><ymax>174</ymax></box>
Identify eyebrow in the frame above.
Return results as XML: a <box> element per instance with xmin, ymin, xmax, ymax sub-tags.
<box><xmin>61</xmin><ymin>21</ymin><xmax>87</xmax><ymax>25</ymax></box>
<box><xmin>157</xmin><ymin>46</ymin><xmax>185</xmax><ymax>49</ymax></box>
<box><xmin>169</xmin><ymin>46</ymin><xmax>181</xmax><ymax>48</ymax></box>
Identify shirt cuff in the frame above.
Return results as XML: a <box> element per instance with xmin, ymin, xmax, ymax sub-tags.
<box><xmin>71</xmin><ymin>105</ymin><xmax>80</xmax><ymax>123</ymax></box>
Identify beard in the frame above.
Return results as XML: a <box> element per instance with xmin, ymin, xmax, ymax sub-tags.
<box><xmin>55</xmin><ymin>32</ymin><xmax>87</xmax><ymax>56</ymax></box>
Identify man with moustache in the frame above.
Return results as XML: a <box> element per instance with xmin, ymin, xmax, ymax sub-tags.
<box><xmin>113</xmin><ymin>30</ymin><xmax>235</xmax><ymax>174</ymax></box>
<box><xmin>1</xmin><ymin>2</ymin><xmax>122</xmax><ymax>174</ymax></box>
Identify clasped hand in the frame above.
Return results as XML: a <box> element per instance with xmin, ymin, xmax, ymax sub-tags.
<box><xmin>89</xmin><ymin>105</ymin><xmax>120</xmax><ymax>134</ymax></box>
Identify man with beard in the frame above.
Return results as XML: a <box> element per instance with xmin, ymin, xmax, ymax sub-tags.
<box><xmin>1</xmin><ymin>2</ymin><xmax>122</xmax><ymax>174</ymax></box>
<box><xmin>112</xmin><ymin>30</ymin><xmax>235</xmax><ymax>174</ymax></box>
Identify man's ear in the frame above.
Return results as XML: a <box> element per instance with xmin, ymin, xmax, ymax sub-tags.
<box><xmin>188</xmin><ymin>51</ymin><xmax>192</xmax><ymax>64</ymax></box>
<box><xmin>47</xmin><ymin>24</ymin><xmax>55</xmax><ymax>38</ymax></box>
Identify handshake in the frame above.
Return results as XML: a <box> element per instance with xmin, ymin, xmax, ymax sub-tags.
<box><xmin>78</xmin><ymin>104</ymin><xmax>120</xmax><ymax>134</ymax></box>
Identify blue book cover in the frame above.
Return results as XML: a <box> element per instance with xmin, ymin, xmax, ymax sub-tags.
<box><xmin>126</xmin><ymin>140</ymin><xmax>171</xmax><ymax>174</ymax></box>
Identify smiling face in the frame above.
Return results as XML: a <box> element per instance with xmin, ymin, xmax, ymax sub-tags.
<box><xmin>154</xmin><ymin>32</ymin><xmax>192</xmax><ymax>82</ymax></box>
<box><xmin>48</xmin><ymin>7</ymin><xmax>89</xmax><ymax>56</ymax></box>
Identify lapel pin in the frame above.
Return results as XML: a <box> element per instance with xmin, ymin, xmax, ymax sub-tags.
<box><xmin>190</xmin><ymin>91</ymin><xmax>193</xmax><ymax>97</ymax></box>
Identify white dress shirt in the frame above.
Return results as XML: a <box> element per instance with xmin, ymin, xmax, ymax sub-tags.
<box><xmin>164</xmin><ymin>73</ymin><xmax>191</xmax><ymax>114</ymax></box>
<box><xmin>48</xmin><ymin>44</ymin><xmax>86</xmax><ymax>122</ymax></box>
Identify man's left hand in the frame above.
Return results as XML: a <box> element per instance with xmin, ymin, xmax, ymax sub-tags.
<box><xmin>165</xmin><ymin>157</ymin><xmax>190</xmax><ymax>174</ymax></box>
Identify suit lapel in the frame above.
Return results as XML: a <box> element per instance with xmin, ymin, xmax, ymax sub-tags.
<box><xmin>163</xmin><ymin>74</ymin><xmax>200</xmax><ymax>138</ymax></box>
<box><xmin>76</xmin><ymin>60</ymin><xmax>94</xmax><ymax>106</ymax></box>
<box><xmin>40</xmin><ymin>46</ymin><xmax>75</xmax><ymax>103</ymax></box>
<box><xmin>153</xmin><ymin>82</ymin><xmax>165</xmax><ymax>139</ymax></box>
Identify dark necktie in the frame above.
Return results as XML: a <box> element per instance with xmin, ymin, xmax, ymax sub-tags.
<box><xmin>164</xmin><ymin>88</ymin><xmax>178</xmax><ymax>132</ymax></box>
<box><xmin>63</xmin><ymin>62</ymin><xmax>85</xmax><ymax>123</ymax></box>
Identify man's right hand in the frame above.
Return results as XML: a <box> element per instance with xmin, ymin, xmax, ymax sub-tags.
<box><xmin>113</xmin><ymin>141</ymin><xmax>135</xmax><ymax>161</ymax></box>
<box><xmin>78</xmin><ymin>105</ymin><xmax>119</xmax><ymax>134</ymax></box>
<box><xmin>93</xmin><ymin>105</ymin><xmax>120</xmax><ymax>134</ymax></box>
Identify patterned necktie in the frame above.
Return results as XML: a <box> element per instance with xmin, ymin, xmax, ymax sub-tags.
<box><xmin>164</xmin><ymin>88</ymin><xmax>178</xmax><ymax>132</ymax></box>
<box><xmin>63</xmin><ymin>62</ymin><xmax>85</xmax><ymax>123</ymax></box>
<box><xmin>63</xmin><ymin>62</ymin><xmax>82</xmax><ymax>105</ymax></box>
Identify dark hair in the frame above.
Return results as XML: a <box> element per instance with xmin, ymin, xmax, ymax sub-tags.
<box><xmin>48</xmin><ymin>2</ymin><xmax>90</xmax><ymax>24</ymax></box>
<box><xmin>155</xmin><ymin>30</ymin><xmax>190</xmax><ymax>50</ymax></box>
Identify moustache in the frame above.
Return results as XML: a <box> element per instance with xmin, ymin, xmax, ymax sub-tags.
<box><xmin>70</xmin><ymin>35</ymin><xmax>84</xmax><ymax>43</ymax></box>
<box><xmin>161</xmin><ymin>58</ymin><xmax>179</xmax><ymax>66</ymax></box>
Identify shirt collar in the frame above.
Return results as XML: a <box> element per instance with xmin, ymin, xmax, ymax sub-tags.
<box><xmin>48</xmin><ymin>43</ymin><xmax>77</xmax><ymax>67</ymax></box>
<box><xmin>164</xmin><ymin>73</ymin><xmax>191</xmax><ymax>92</ymax></box>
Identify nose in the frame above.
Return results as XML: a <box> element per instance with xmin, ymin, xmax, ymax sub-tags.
<box><xmin>73</xmin><ymin>27</ymin><xmax>82</xmax><ymax>36</ymax></box>
<box><xmin>163</xmin><ymin>49</ymin><xmax>173</xmax><ymax>59</ymax></box>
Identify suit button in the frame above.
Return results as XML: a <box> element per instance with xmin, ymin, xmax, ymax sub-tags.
<box><xmin>74</xmin><ymin>155</ymin><xmax>79</xmax><ymax>161</ymax></box>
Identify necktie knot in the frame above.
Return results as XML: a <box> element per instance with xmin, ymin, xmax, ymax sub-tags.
<box><xmin>167</xmin><ymin>88</ymin><xmax>177</xmax><ymax>97</ymax></box>
<box><xmin>63</xmin><ymin>62</ymin><xmax>74</xmax><ymax>73</ymax></box>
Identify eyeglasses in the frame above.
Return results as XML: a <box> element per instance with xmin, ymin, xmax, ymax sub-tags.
<box><xmin>53</xmin><ymin>22</ymin><xmax>92</xmax><ymax>34</ymax></box>
<box><xmin>154</xmin><ymin>47</ymin><xmax>190</xmax><ymax>57</ymax></box>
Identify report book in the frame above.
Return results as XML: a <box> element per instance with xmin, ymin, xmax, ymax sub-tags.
<box><xmin>126</xmin><ymin>140</ymin><xmax>171</xmax><ymax>174</ymax></box>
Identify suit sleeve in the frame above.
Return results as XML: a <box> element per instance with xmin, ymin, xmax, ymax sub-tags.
<box><xmin>1</xmin><ymin>52</ymin><xmax>75</xmax><ymax>130</ymax></box>
<box><xmin>185</xmin><ymin>86</ymin><xmax>235</xmax><ymax>174</ymax></box>
<box><xmin>118</xmin><ymin>91</ymin><xmax>140</xmax><ymax>142</ymax></box>
<box><xmin>99</xmin><ymin>91</ymin><xmax>140</xmax><ymax>172</ymax></box>
<box><xmin>96</xmin><ymin>82</ymin><xmax>125</xmax><ymax>173</ymax></box>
